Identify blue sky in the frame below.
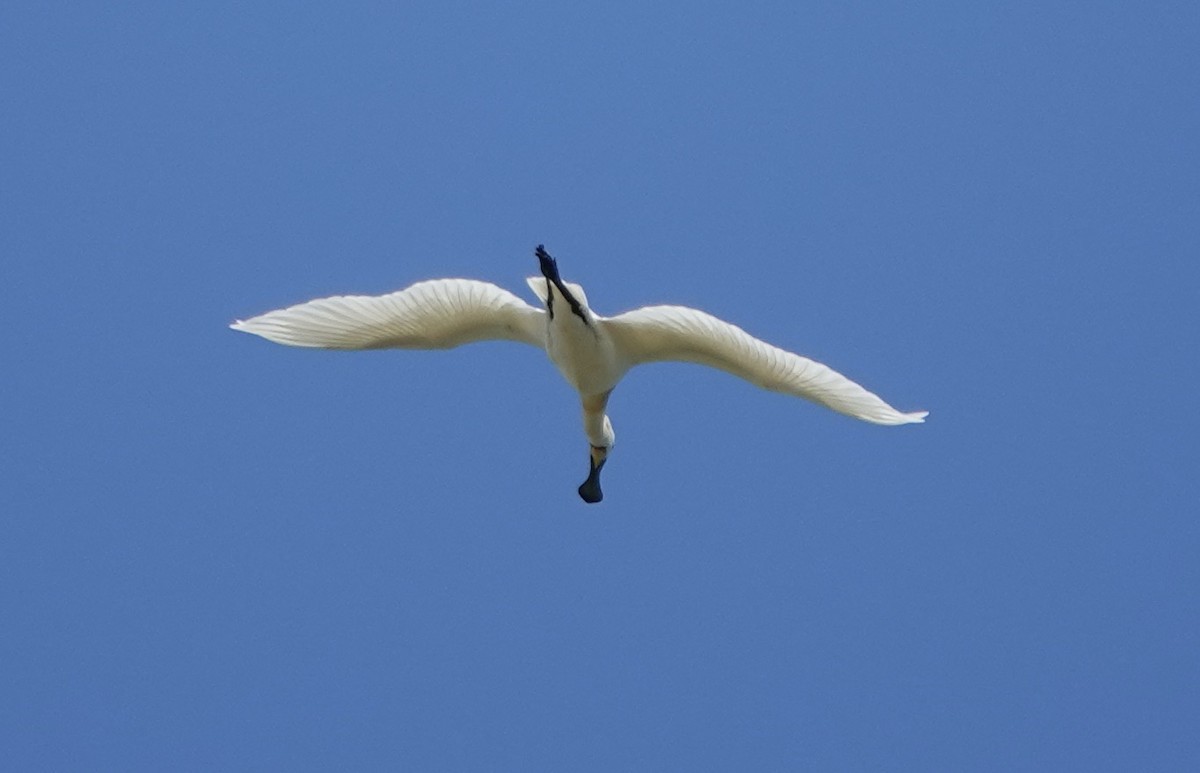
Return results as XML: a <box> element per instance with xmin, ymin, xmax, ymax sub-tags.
<box><xmin>2</xmin><ymin>2</ymin><xmax>1197</xmax><ymax>769</ymax></box>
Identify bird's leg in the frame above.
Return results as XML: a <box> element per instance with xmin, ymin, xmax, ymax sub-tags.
<box><xmin>535</xmin><ymin>245</ymin><xmax>588</xmax><ymax>324</ymax></box>
<box><xmin>537</xmin><ymin>245</ymin><xmax>556</xmax><ymax>319</ymax></box>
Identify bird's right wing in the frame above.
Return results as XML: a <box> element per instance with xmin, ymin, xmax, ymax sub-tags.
<box><xmin>231</xmin><ymin>278</ymin><xmax>546</xmax><ymax>350</ymax></box>
<box><xmin>604</xmin><ymin>305</ymin><xmax>926</xmax><ymax>425</ymax></box>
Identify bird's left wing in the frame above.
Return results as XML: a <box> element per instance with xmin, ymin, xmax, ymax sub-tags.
<box><xmin>231</xmin><ymin>278</ymin><xmax>546</xmax><ymax>350</ymax></box>
<box><xmin>604</xmin><ymin>305</ymin><xmax>926</xmax><ymax>425</ymax></box>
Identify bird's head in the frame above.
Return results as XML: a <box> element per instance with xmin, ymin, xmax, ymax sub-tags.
<box><xmin>578</xmin><ymin>416</ymin><xmax>614</xmax><ymax>504</ymax></box>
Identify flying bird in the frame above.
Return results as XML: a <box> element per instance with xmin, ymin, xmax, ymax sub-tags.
<box><xmin>232</xmin><ymin>245</ymin><xmax>927</xmax><ymax>502</ymax></box>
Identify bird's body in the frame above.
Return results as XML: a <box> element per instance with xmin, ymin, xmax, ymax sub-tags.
<box><xmin>533</xmin><ymin>279</ymin><xmax>619</xmax><ymax>397</ymax></box>
<box><xmin>232</xmin><ymin>246</ymin><xmax>926</xmax><ymax>502</ymax></box>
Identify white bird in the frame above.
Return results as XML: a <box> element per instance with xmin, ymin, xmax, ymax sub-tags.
<box><xmin>232</xmin><ymin>245</ymin><xmax>927</xmax><ymax>502</ymax></box>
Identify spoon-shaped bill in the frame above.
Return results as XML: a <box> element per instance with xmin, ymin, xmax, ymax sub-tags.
<box><xmin>578</xmin><ymin>446</ymin><xmax>607</xmax><ymax>504</ymax></box>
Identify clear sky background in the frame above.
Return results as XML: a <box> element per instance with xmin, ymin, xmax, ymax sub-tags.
<box><xmin>2</xmin><ymin>2</ymin><xmax>1197</xmax><ymax>770</ymax></box>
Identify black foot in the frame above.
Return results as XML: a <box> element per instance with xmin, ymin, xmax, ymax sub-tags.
<box><xmin>536</xmin><ymin>245</ymin><xmax>559</xmax><ymax>281</ymax></box>
<box><xmin>534</xmin><ymin>244</ymin><xmax>589</xmax><ymax>326</ymax></box>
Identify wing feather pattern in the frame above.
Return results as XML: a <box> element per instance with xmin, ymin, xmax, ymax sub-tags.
<box><xmin>604</xmin><ymin>306</ymin><xmax>926</xmax><ymax>425</ymax></box>
<box><xmin>231</xmin><ymin>279</ymin><xmax>545</xmax><ymax>350</ymax></box>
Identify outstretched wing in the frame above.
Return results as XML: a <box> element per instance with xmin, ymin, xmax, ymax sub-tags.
<box><xmin>231</xmin><ymin>278</ymin><xmax>546</xmax><ymax>350</ymax></box>
<box><xmin>604</xmin><ymin>305</ymin><xmax>926</xmax><ymax>425</ymax></box>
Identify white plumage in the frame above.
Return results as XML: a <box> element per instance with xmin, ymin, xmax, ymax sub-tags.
<box><xmin>230</xmin><ymin>279</ymin><xmax>545</xmax><ymax>350</ymax></box>
<box><xmin>232</xmin><ymin>247</ymin><xmax>926</xmax><ymax>502</ymax></box>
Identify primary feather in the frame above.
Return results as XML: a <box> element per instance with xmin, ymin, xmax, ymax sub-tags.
<box><xmin>230</xmin><ymin>278</ymin><xmax>545</xmax><ymax>350</ymax></box>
